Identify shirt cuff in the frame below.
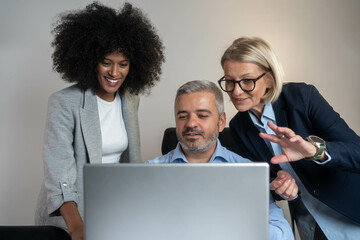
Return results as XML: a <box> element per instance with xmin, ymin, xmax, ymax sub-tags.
<box><xmin>314</xmin><ymin>151</ymin><xmax>331</xmax><ymax>165</ymax></box>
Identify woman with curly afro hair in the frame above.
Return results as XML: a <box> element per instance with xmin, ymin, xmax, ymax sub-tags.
<box><xmin>35</xmin><ymin>2</ymin><xmax>164</xmax><ymax>238</ymax></box>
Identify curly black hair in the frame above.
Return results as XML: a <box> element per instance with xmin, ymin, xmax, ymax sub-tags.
<box><xmin>52</xmin><ymin>2</ymin><xmax>165</xmax><ymax>95</ymax></box>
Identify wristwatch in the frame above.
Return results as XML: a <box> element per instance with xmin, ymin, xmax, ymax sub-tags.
<box><xmin>305</xmin><ymin>135</ymin><xmax>326</xmax><ymax>160</ymax></box>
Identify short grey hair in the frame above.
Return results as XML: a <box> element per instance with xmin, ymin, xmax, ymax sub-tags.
<box><xmin>221</xmin><ymin>37</ymin><xmax>284</xmax><ymax>103</ymax></box>
<box><xmin>175</xmin><ymin>80</ymin><xmax>224</xmax><ymax>115</ymax></box>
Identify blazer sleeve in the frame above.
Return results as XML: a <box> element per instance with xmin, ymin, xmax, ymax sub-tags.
<box><xmin>43</xmin><ymin>92</ymin><xmax>79</xmax><ymax>216</ymax></box>
<box><xmin>303</xmin><ymin>85</ymin><xmax>360</xmax><ymax>172</ymax></box>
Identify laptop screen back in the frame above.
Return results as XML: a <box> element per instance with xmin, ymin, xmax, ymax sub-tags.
<box><xmin>84</xmin><ymin>163</ymin><xmax>269</xmax><ymax>240</ymax></box>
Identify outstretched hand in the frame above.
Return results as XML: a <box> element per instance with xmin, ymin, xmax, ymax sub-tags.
<box><xmin>270</xmin><ymin>170</ymin><xmax>298</xmax><ymax>201</ymax></box>
<box><xmin>259</xmin><ymin>122</ymin><xmax>317</xmax><ymax>164</ymax></box>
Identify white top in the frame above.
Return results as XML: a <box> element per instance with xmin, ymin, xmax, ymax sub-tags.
<box><xmin>97</xmin><ymin>93</ymin><xmax>128</xmax><ymax>163</ymax></box>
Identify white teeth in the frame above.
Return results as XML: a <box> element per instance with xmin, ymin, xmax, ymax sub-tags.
<box><xmin>106</xmin><ymin>78</ymin><xmax>120</xmax><ymax>83</ymax></box>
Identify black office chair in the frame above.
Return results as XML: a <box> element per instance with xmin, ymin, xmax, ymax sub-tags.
<box><xmin>0</xmin><ymin>225</ymin><xmax>71</xmax><ymax>240</ymax></box>
<box><xmin>161</xmin><ymin>127</ymin><xmax>241</xmax><ymax>155</ymax></box>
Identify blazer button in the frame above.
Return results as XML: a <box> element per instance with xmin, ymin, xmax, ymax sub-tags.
<box><xmin>62</xmin><ymin>182</ymin><xmax>68</xmax><ymax>187</ymax></box>
<box><xmin>313</xmin><ymin>189</ymin><xmax>320</xmax><ymax>196</ymax></box>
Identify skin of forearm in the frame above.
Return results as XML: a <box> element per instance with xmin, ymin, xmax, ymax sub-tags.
<box><xmin>59</xmin><ymin>201</ymin><xmax>84</xmax><ymax>235</ymax></box>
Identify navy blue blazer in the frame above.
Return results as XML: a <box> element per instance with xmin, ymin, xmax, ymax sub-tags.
<box><xmin>229</xmin><ymin>82</ymin><xmax>360</xmax><ymax>224</ymax></box>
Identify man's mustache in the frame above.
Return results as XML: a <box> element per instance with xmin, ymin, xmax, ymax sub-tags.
<box><xmin>182</xmin><ymin>127</ymin><xmax>204</xmax><ymax>137</ymax></box>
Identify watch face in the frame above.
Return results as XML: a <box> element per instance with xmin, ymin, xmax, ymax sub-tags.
<box><xmin>305</xmin><ymin>135</ymin><xmax>326</xmax><ymax>160</ymax></box>
<box><xmin>308</xmin><ymin>135</ymin><xmax>325</xmax><ymax>144</ymax></box>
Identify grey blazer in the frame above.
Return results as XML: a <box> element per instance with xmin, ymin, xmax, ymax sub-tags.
<box><xmin>35</xmin><ymin>85</ymin><xmax>141</xmax><ymax>230</ymax></box>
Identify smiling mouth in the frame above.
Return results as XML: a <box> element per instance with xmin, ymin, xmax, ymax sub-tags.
<box><xmin>234</xmin><ymin>97</ymin><xmax>248</xmax><ymax>101</ymax></box>
<box><xmin>105</xmin><ymin>77</ymin><xmax>120</xmax><ymax>84</ymax></box>
<box><xmin>182</xmin><ymin>128</ymin><xmax>203</xmax><ymax>138</ymax></box>
<box><xmin>185</xmin><ymin>133</ymin><xmax>201</xmax><ymax>137</ymax></box>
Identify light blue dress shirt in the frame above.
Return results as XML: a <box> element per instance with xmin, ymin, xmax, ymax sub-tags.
<box><xmin>146</xmin><ymin>140</ymin><xmax>294</xmax><ymax>240</ymax></box>
<box><xmin>249</xmin><ymin>102</ymin><xmax>360</xmax><ymax>240</ymax></box>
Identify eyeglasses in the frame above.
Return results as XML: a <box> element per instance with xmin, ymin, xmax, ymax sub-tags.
<box><xmin>218</xmin><ymin>70</ymin><xmax>270</xmax><ymax>93</ymax></box>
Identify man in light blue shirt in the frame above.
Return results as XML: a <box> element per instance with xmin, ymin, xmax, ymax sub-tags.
<box><xmin>147</xmin><ymin>80</ymin><xmax>294</xmax><ymax>240</ymax></box>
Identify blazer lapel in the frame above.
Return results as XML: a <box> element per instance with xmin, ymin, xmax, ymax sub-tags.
<box><xmin>273</xmin><ymin>97</ymin><xmax>288</xmax><ymax>128</ymax></box>
<box><xmin>273</xmin><ymin>98</ymin><xmax>302</xmax><ymax>172</ymax></box>
<box><xmin>240</xmin><ymin>112</ymin><xmax>282</xmax><ymax>176</ymax></box>
<box><xmin>120</xmin><ymin>91</ymin><xmax>141</xmax><ymax>163</ymax></box>
<box><xmin>80</xmin><ymin>89</ymin><xmax>102</xmax><ymax>164</ymax></box>
<box><xmin>120</xmin><ymin>92</ymin><xmax>131</xmax><ymax>162</ymax></box>
<box><xmin>242</xmin><ymin>113</ymin><xmax>273</xmax><ymax>162</ymax></box>
<box><xmin>120</xmin><ymin>91</ymin><xmax>132</xmax><ymax>141</ymax></box>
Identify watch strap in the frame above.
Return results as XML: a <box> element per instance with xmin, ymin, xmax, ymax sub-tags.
<box><xmin>305</xmin><ymin>135</ymin><xmax>326</xmax><ymax>160</ymax></box>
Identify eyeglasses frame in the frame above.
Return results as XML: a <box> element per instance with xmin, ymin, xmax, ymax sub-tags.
<box><xmin>218</xmin><ymin>70</ymin><xmax>270</xmax><ymax>93</ymax></box>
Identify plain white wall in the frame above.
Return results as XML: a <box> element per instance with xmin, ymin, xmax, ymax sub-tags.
<box><xmin>0</xmin><ymin>0</ymin><xmax>359</xmax><ymax>226</ymax></box>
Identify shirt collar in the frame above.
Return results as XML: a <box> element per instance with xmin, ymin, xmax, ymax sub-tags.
<box><xmin>169</xmin><ymin>143</ymin><xmax>189</xmax><ymax>163</ymax></box>
<box><xmin>169</xmin><ymin>139</ymin><xmax>229</xmax><ymax>163</ymax></box>
<box><xmin>249</xmin><ymin>102</ymin><xmax>276</xmax><ymax>128</ymax></box>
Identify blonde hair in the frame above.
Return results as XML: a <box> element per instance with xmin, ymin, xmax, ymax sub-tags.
<box><xmin>221</xmin><ymin>37</ymin><xmax>284</xmax><ymax>103</ymax></box>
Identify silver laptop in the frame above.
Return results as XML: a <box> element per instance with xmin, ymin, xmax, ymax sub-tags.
<box><xmin>84</xmin><ymin>163</ymin><xmax>269</xmax><ymax>240</ymax></box>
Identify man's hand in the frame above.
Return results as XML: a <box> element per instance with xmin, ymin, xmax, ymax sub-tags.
<box><xmin>270</xmin><ymin>170</ymin><xmax>298</xmax><ymax>201</ymax></box>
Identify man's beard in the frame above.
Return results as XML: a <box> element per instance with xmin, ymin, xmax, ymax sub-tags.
<box><xmin>177</xmin><ymin>126</ymin><xmax>218</xmax><ymax>153</ymax></box>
